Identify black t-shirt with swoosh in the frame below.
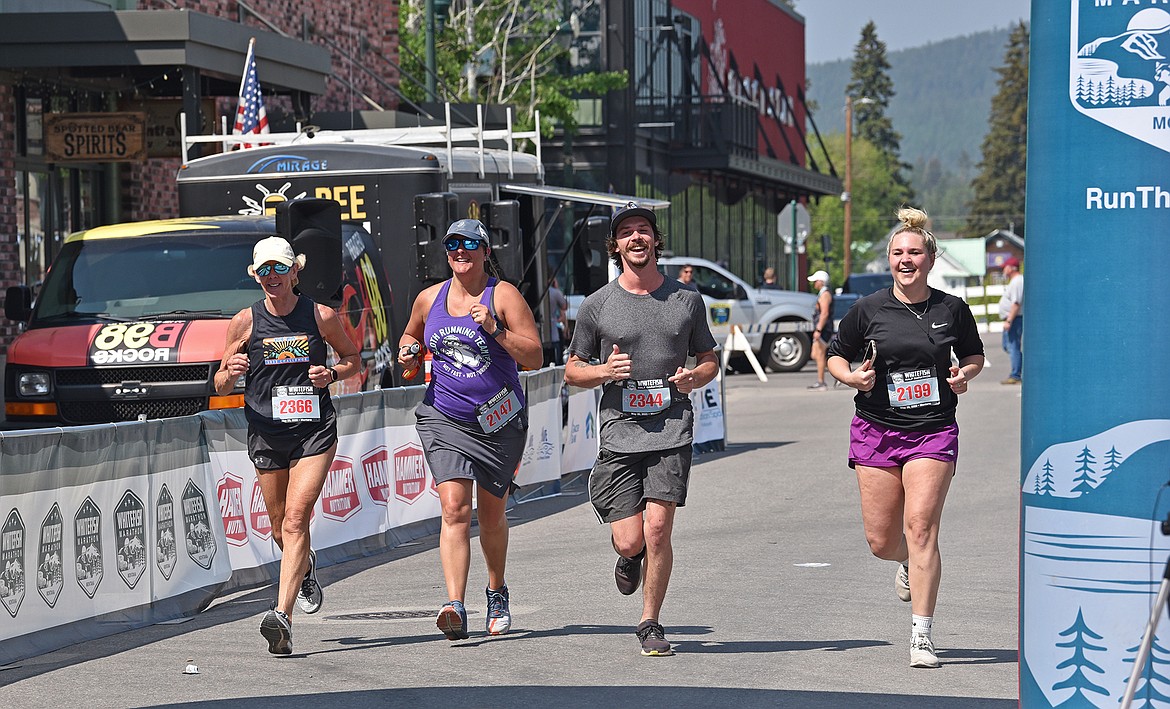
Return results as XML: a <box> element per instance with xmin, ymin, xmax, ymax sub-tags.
<box><xmin>827</xmin><ymin>287</ymin><xmax>984</xmax><ymax>431</ymax></box>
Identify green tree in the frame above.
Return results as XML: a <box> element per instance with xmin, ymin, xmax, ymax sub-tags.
<box><xmin>965</xmin><ymin>21</ymin><xmax>1029</xmax><ymax>238</ymax></box>
<box><xmin>846</xmin><ymin>21</ymin><xmax>914</xmax><ymax>201</ymax></box>
<box><xmin>398</xmin><ymin>0</ymin><xmax>626</xmax><ymax>136</ymax></box>
<box><xmin>806</xmin><ymin>133</ymin><xmax>904</xmax><ymax>284</ymax></box>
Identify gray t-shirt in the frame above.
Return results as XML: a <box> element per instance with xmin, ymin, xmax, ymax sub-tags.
<box><xmin>998</xmin><ymin>274</ymin><xmax>1024</xmax><ymax>318</ymax></box>
<box><xmin>568</xmin><ymin>277</ymin><xmax>718</xmax><ymax>453</ymax></box>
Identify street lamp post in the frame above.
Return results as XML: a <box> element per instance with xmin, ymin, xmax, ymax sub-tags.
<box><xmin>843</xmin><ymin>95</ymin><xmax>873</xmax><ymax>277</ymax></box>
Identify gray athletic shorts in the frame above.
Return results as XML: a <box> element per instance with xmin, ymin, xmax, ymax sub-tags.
<box><xmin>588</xmin><ymin>444</ymin><xmax>692</xmax><ymax>523</ymax></box>
<box><xmin>415</xmin><ymin>401</ymin><xmax>527</xmax><ymax>499</ymax></box>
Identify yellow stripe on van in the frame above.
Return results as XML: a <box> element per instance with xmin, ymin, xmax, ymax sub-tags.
<box><xmin>65</xmin><ymin>219</ymin><xmax>222</xmax><ymax>243</ymax></box>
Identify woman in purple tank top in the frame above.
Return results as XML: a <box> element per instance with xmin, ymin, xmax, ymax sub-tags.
<box><xmin>397</xmin><ymin>219</ymin><xmax>542</xmax><ymax>641</ymax></box>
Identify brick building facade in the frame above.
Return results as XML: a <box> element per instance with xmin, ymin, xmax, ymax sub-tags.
<box><xmin>0</xmin><ymin>0</ymin><xmax>401</xmax><ymax>350</ymax></box>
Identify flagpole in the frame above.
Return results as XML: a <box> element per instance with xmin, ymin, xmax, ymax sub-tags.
<box><xmin>238</xmin><ymin>38</ymin><xmax>255</xmax><ymax>99</ymax></box>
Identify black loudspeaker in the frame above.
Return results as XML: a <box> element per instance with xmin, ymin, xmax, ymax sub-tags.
<box><xmin>481</xmin><ymin>200</ymin><xmax>521</xmax><ymax>282</ymax></box>
<box><xmin>572</xmin><ymin>215</ymin><xmax>610</xmax><ymax>295</ymax></box>
<box><xmin>276</xmin><ymin>199</ymin><xmax>343</xmax><ymax>305</ymax></box>
<box><xmin>414</xmin><ymin>192</ymin><xmax>458</xmax><ymax>283</ymax></box>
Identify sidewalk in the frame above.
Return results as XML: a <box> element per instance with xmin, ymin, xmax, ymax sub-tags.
<box><xmin>0</xmin><ymin>340</ymin><xmax>1020</xmax><ymax>708</ymax></box>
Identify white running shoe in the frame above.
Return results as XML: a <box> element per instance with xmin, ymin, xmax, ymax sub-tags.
<box><xmin>486</xmin><ymin>585</ymin><xmax>512</xmax><ymax>635</ymax></box>
<box><xmin>895</xmin><ymin>563</ymin><xmax>911</xmax><ymax>602</ymax></box>
<box><xmin>910</xmin><ymin>634</ymin><xmax>939</xmax><ymax>668</ymax></box>
<box><xmin>296</xmin><ymin>549</ymin><xmax>323</xmax><ymax>614</ymax></box>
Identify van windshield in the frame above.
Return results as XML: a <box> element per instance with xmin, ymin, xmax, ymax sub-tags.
<box><xmin>33</xmin><ymin>234</ymin><xmax>261</xmax><ymax>324</ymax></box>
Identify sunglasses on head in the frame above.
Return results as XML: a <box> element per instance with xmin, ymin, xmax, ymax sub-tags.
<box><xmin>255</xmin><ymin>262</ymin><xmax>292</xmax><ymax>277</ymax></box>
<box><xmin>444</xmin><ymin>237</ymin><xmax>485</xmax><ymax>251</ymax></box>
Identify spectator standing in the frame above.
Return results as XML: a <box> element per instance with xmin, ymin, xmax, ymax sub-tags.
<box><xmin>676</xmin><ymin>264</ymin><xmax>698</xmax><ymax>291</ymax></box>
<box><xmin>826</xmin><ymin>207</ymin><xmax>985</xmax><ymax>668</ymax></box>
<box><xmin>759</xmin><ymin>267</ymin><xmax>780</xmax><ymax>289</ymax></box>
<box><xmin>397</xmin><ymin>219</ymin><xmax>543</xmax><ymax>641</ymax></box>
<box><xmin>998</xmin><ymin>257</ymin><xmax>1024</xmax><ymax>385</ymax></box>
<box><xmin>548</xmin><ymin>276</ymin><xmax>570</xmax><ymax>365</ymax></box>
<box><xmin>564</xmin><ymin>202</ymin><xmax>719</xmax><ymax>657</ymax></box>
<box><xmin>806</xmin><ymin>270</ymin><xmax>833</xmax><ymax>391</ymax></box>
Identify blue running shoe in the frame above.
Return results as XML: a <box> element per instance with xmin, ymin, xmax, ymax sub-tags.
<box><xmin>437</xmin><ymin>600</ymin><xmax>469</xmax><ymax>640</ymax></box>
<box><xmin>486</xmin><ymin>585</ymin><xmax>511</xmax><ymax>635</ymax></box>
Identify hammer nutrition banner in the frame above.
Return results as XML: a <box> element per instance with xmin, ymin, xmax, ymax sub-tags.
<box><xmin>1021</xmin><ymin>2</ymin><xmax>1170</xmax><ymax>706</ymax></box>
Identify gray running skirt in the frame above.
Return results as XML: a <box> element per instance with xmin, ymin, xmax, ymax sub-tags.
<box><xmin>415</xmin><ymin>401</ymin><xmax>527</xmax><ymax>499</ymax></box>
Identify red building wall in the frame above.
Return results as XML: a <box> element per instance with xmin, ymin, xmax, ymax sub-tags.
<box><xmin>672</xmin><ymin>0</ymin><xmax>807</xmax><ymax>165</ymax></box>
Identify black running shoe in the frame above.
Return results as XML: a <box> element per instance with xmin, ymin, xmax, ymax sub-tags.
<box><xmin>260</xmin><ymin>609</ymin><xmax>292</xmax><ymax>655</ymax></box>
<box><xmin>614</xmin><ymin>545</ymin><xmax>646</xmax><ymax>596</ymax></box>
<box><xmin>636</xmin><ymin>619</ymin><xmax>673</xmax><ymax>657</ymax></box>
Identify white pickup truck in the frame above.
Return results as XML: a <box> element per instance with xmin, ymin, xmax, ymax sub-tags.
<box><xmin>566</xmin><ymin>256</ymin><xmax>817</xmax><ymax>373</ymax></box>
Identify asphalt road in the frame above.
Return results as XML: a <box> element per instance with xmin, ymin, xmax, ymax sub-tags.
<box><xmin>0</xmin><ymin>334</ymin><xmax>1021</xmax><ymax>708</ymax></box>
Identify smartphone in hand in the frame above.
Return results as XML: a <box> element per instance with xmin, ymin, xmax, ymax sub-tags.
<box><xmin>863</xmin><ymin>340</ymin><xmax>877</xmax><ymax>367</ymax></box>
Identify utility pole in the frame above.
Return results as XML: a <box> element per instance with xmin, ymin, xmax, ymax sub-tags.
<box><xmin>843</xmin><ymin>96</ymin><xmax>854</xmax><ymax>277</ymax></box>
<box><xmin>425</xmin><ymin>0</ymin><xmax>437</xmax><ymax>102</ymax></box>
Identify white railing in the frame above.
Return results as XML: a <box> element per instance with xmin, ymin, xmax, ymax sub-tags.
<box><xmin>939</xmin><ymin>283</ymin><xmax>1007</xmax><ymax>332</ymax></box>
<box><xmin>179</xmin><ymin>103</ymin><xmax>542</xmax><ymax>180</ymax></box>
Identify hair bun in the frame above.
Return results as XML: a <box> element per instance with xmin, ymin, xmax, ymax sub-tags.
<box><xmin>895</xmin><ymin>206</ymin><xmax>929</xmax><ymax>230</ymax></box>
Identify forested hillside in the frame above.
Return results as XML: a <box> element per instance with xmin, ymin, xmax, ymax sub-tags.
<box><xmin>807</xmin><ymin>27</ymin><xmax>1016</xmax><ymax>227</ymax></box>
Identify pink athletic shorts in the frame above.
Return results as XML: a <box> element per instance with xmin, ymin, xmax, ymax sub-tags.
<box><xmin>848</xmin><ymin>416</ymin><xmax>959</xmax><ymax>470</ymax></box>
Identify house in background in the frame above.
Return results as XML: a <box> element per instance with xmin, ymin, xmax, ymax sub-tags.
<box><xmin>930</xmin><ymin>237</ymin><xmax>986</xmax><ymax>292</ymax></box>
<box><xmin>985</xmin><ymin>228</ymin><xmax>1025</xmax><ymax>282</ymax></box>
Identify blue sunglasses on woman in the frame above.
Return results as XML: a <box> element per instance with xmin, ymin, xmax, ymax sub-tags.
<box><xmin>444</xmin><ymin>237</ymin><xmax>486</xmax><ymax>251</ymax></box>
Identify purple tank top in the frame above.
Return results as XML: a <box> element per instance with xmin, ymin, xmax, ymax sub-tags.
<box><xmin>423</xmin><ymin>278</ymin><xmax>525</xmax><ymax>422</ymax></box>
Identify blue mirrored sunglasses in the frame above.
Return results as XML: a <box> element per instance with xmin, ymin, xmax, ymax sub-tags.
<box><xmin>255</xmin><ymin>262</ymin><xmax>292</xmax><ymax>276</ymax></box>
<box><xmin>444</xmin><ymin>237</ymin><xmax>484</xmax><ymax>251</ymax></box>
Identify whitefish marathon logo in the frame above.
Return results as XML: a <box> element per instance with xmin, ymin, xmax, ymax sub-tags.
<box><xmin>155</xmin><ymin>485</ymin><xmax>177</xmax><ymax>581</ymax></box>
<box><xmin>38</xmin><ymin>503</ymin><xmax>64</xmax><ymax>607</ymax></box>
<box><xmin>1</xmin><ymin>509</ymin><xmax>26</xmax><ymax>617</ymax></box>
<box><xmin>1071</xmin><ymin>1</ymin><xmax>1170</xmax><ymax>153</ymax></box>
<box><xmin>115</xmin><ymin>490</ymin><xmax>146</xmax><ymax>589</ymax></box>
<box><xmin>74</xmin><ymin>497</ymin><xmax>103</xmax><ymax>598</ymax></box>
<box><xmin>182</xmin><ymin>479</ymin><xmax>217</xmax><ymax>570</ymax></box>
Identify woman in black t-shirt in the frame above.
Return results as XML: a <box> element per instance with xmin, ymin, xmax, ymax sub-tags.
<box><xmin>214</xmin><ymin>236</ymin><xmax>360</xmax><ymax>656</ymax></box>
<box><xmin>826</xmin><ymin>207</ymin><xmax>985</xmax><ymax>669</ymax></box>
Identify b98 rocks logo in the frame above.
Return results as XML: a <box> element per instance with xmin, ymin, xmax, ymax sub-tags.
<box><xmin>89</xmin><ymin>321</ymin><xmax>190</xmax><ymax>365</ymax></box>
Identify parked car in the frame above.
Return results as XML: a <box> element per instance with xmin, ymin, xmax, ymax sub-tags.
<box><xmin>831</xmin><ymin>271</ymin><xmax>894</xmax><ymax>325</ymax></box>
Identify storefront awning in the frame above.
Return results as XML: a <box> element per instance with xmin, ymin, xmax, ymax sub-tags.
<box><xmin>0</xmin><ymin>10</ymin><xmax>330</xmax><ymax>96</ymax></box>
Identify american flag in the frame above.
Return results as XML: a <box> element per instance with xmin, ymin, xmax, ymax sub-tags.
<box><xmin>232</xmin><ymin>38</ymin><xmax>269</xmax><ymax>149</ymax></box>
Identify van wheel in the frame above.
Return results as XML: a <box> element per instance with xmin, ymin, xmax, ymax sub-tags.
<box><xmin>764</xmin><ymin>331</ymin><xmax>810</xmax><ymax>373</ymax></box>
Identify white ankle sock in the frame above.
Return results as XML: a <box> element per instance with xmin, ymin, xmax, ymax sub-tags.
<box><xmin>912</xmin><ymin>614</ymin><xmax>933</xmax><ymax>639</ymax></box>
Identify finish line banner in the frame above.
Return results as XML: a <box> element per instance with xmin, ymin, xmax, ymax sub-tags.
<box><xmin>1022</xmin><ymin>2</ymin><xmax>1170</xmax><ymax>707</ymax></box>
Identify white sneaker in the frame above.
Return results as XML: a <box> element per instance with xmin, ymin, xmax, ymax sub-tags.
<box><xmin>910</xmin><ymin>634</ymin><xmax>939</xmax><ymax>668</ymax></box>
<box><xmin>895</xmin><ymin>563</ymin><xmax>911</xmax><ymax>602</ymax></box>
<box><xmin>296</xmin><ymin>549</ymin><xmax>323</xmax><ymax>614</ymax></box>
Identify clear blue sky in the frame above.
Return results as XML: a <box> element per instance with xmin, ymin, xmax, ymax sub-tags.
<box><xmin>795</xmin><ymin>0</ymin><xmax>1031</xmax><ymax>65</ymax></box>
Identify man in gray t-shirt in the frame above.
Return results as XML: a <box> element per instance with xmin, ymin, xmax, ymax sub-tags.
<box><xmin>565</xmin><ymin>201</ymin><xmax>718</xmax><ymax>658</ymax></box>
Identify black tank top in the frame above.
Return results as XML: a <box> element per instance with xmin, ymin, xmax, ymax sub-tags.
<box><xmin>244</xmin><ymin>296</ymin><xmax>335</xmax><ymax>434</ymax></box>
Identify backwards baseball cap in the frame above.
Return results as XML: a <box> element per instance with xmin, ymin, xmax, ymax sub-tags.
<box><xmin>251</xmin><ymin>236</ymin><xmax>299</xmax><ymax>271</ymax></box>
<box><xmin>446</xmin><ymin>219</ymin><xmax>490</xmax><ymax>244</ymax></box>
<box><xmin>610</xmin><ymin>201</ymin><xmax>658</xmax><ymax>237</ymax></box>
<box><xmin>1002</xmin><ymin>256</ymin><xmax>1020</xmax><ymax>268</ymax></box>
<box><xmin>807</xmin><ymin>270</ymin><xmax>830</xmax><ymax>284</ymax></box>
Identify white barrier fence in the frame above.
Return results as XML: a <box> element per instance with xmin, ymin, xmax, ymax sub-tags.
<box><xmin>0</xmin><ymin>367</ymin><xmax>724</xmax><ymax>665</ymax></box>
